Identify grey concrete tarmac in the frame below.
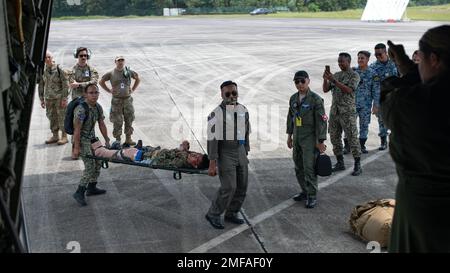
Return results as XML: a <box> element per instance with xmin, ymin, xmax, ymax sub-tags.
<box><xmin>22</xmin><ymin>17</ymin><xmax>446</xmax><ymax>253</ymax></box>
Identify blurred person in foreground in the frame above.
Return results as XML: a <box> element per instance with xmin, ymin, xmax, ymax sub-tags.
<box><xmin>380</xmin><ymin>25</ymin><xmax>450</xmax><ymax>253</ymax></box>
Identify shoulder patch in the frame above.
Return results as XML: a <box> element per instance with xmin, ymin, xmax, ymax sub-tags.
<box><xmin>76</xmin><ymin>107</ymin><xmax>86</xmax><ymax>121</ymax></box>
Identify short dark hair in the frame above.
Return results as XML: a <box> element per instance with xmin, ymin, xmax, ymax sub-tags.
<box><xmin>220</xmin><ymin>80</ymin><xmax>237</xmax><ymax>90</ymax></box>
<box><xmin>197</xmin><ymin>154</ymin><xmax>210</xmax><ymax>169</ymax></box>
<box><xmin>358</xmin><ymin>50</ymin><xmax>371</xmax><ymax>58</ymax></box>
<box><xmin>84</xmin><ymin>83</ymin><xmax>98</xmax><ymax>93</ymax></box>
<box><xmin>76</xmin><ymin>47</ymin><xmax>88</xmax><ymax>58</ymax></box>
<box><xmin>339</xmin><ymin>52</ymin><xmax>351</xmax><ymax>61</ymax></box>
<box><xmin>375</xmin><ymin>43</ymin><xmax>387</xmax><ymax>50</ymax></box>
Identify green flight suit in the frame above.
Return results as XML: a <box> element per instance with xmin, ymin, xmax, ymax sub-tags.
<box><xmin>287</xmin><ymin>89</ymin><xmax>327</xmax><ymax>197</ymax></box>
<box><xmin>380</xmin><ymin>67</ymin><xmax>450</xmax><ymax>253</ymax></box>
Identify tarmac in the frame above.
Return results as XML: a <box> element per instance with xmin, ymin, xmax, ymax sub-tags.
<box><xmin>22</xmin><ymin>17</ymin><xmax>445</xmax><ymax>253</ymax></box>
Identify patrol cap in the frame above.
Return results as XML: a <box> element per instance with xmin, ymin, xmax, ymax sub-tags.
<box><xmin>293</xmin><ymin>70</ymin><xmax>309</xmax><ymax>80</ymax></box>
<box><xmin>115</xmin><ymin>55</ymin><xmax>125</xmax><ymax>61</ymax></box>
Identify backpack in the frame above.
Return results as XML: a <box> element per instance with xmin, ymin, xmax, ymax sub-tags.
<box><xmin>349</xmin><ymin>199</ymin><xmax>395</xmax><ymax>248</ymax></box>
<box><xmin>64</xmin><ymin>97</ymin><xmax>89</xmax><ymax>135</ymax></box>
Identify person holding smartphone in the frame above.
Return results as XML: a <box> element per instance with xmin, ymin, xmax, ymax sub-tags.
<box><xmin>323</xmin><ymin>53</ymin><xmax>362</xmax><ymax>176</ymax></box>
<box><xmin>380</xmin><ymin>25</ymin><xmax>450</xmax><ymax>252</ymax></box>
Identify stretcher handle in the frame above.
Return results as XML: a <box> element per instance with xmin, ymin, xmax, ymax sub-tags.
<box><xmin>173</xmin><ymin>171</ymin><xmax>182</xmax><ymax>180</ymax></box>
<box><xmin>101</xmin><ymin>160</ymin><xmax>109</xmax><ymax>169</ymax></box>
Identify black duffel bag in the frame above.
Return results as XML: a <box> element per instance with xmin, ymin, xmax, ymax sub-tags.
<box><xmin>315</xmin><ymin>153</ymin><xmax>332</xmax><ymax>176</ymax></box>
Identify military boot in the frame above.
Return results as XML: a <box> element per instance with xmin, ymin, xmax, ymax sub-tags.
<box><xmin>73</xmin><ymin>185</ymin><xmax>87</xmax><ymax>206</ymax></box>
<box><xmin>343</xmin><ymin>138</ymin><xmax>350</xmax><ymax>154</ymax></box>
<box><xmin>125</xmin><ymin>135</ymin><xmax>136</xmax><ymax>146</ymax></box>
<box><xmin>351</xmin><ymin>157</ymin><xmax>362</xmax><ymax>176</ymax></box>
<box><xmin>86</xmin><ymin>182</ymin><xmax>107</xmax><ymax>196</ymax></box>
<box><xmin>332</xmin><ymin>155</ymin><xmax>346</xmax><ymax>172</ymax></box>
<box><xmin>58</xmin><ymin>132</ymin><xmax>69</xmax><ymax>145</ymax></box>
<box><xmin>45</xmin><ymin>131</ymin><xmax>59</xmax><ymax>144</ymax></box>
<box><xmin>360</xmin><ymin>138</ymin><xmax>368</xmax><ymax>154</ymax></box>
<box><xmin>379</xmin><ymin>136</ymin><xmax>387</xmax><ymax>151</ymax></box>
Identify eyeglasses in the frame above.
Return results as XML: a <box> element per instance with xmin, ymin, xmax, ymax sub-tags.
<box><xmin>225</xmin><ymin>91</ymin><xmax>238</xmax><ymax>97</ymax></box>
<box><xmin>87</xmin><ymin>91</ymin><xmax>99</xmax><ymax>95</ymax></box>
<box><xmin>79</xmin><ymin>54</ymin><xmax>88</xmax><ymax>58</ymax></box>
<box><xmin>117</xmin><ymin>59</ymin><xmax>124</xmax><ymax>62</ymax></box>
<box><xmin>374</xmin><ymin>53</ymin><xmax>383</xmax><ymax>57</ymax></box>
<box><xmin>295</xmin><ymin>78</ymin><xmax>307</xmax><ymax>85</ymax></box>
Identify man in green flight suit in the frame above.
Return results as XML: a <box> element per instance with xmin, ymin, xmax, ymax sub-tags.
<box><xmin>287</xmin><ymin>70</ymin><xmax>328</xmax><ymax>208</ymax></box>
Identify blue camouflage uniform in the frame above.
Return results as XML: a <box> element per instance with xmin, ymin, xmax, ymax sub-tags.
<box><xmin>353</xmin><ymin>66</ymin><xmax>380</xmax><ymax>139</ymax></box>
<box><xmin>369</xmin><ymin>60</ymin><xmax>398</xmax><ymax>137</ymax></box>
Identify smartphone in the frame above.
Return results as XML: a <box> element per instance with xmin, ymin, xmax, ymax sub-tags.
<box><xmin>325</xmin><ymin>65</ymin><xmax>330</xmax><ymax>73</ymax></box>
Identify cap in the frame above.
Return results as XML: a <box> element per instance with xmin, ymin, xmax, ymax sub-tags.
<box><xmin>115</xmin><ymin>55</ymin><xmax>125</xmax><ymax>61</ymax></box>
<box><xmin>293</xmin><ymin>70</ymin><xmax>309</xmax><ymax>80</ymax></box>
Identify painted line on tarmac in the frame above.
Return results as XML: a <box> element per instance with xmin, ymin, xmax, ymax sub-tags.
<box><xmin>189</xmin><ymin>150</ymin><xmax>389</xmax><ymax>253</ymax></box>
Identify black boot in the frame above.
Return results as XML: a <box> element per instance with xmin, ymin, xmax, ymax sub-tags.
<box><xmin>343</xmin><ymin>138</ymin><xmax>350</xmax><ymax>155</ymax></box>
<box><xmin>360</xmin><ymin>138</ymin><xmax>368</xmax><ymax>154</ymax></box>
<box><xmin>332</xmin><ymin>155</ymin><xmax>346</xmax><ymax>172</ymax></box>
<box><xmin>86</xmin><ymin>182</ymin><xmax>107</xmax><ymax>196</ymax></box>
<box><xmin>352</xmin><ymin>157</ymin><xmax>362</xmax><ymax>176</ymax></box>
<box><xmin>73</xmin><ymin>186</ymin><xmax>87</xmax><ymax>206</ymax></box>
<box><xmin>379</xmin><ymin>136</ymin><xmax>387</xmax><ymax>151</ymax></box>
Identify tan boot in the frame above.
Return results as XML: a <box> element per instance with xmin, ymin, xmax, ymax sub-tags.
<box><xmin>125</xmin><ymin>135</ymin><xmax>136</xmax><ymax>146</ymax></box>
<box><xmin>45</xmin><ymin>132</ymin><xmax>59</xmax><ymax>144</ymax></box>
<box><xmin>58</xmin><ymin>132</ymin><xmax>68</xmax><ymax>145</ymax></box>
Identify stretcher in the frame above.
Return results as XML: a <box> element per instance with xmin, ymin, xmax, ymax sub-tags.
<box><xmin>84</xmin><ymin>154</ymin><xmax>209</xmax><ymax>180</ymax></box>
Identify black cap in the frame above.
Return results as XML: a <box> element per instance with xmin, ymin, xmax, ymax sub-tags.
<box><xmin>220</xmin><ymin>80</ymin><xmax>237</xmax><ymax>90</ymax></box>
<box><xmin>293</xmin><ymin>70</ymin><xmax>309</xmax><ymax>80</ymax></box>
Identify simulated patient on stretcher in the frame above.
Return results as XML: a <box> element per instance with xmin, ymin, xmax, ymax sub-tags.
<box><xmin>91</xmin><ymin>139</ymin><xmax>209</xmax><ymax>169</ymax></box>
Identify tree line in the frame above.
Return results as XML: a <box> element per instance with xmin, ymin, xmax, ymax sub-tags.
<box><xmin>53</xmin><ymin>0</ymin><xmax>450</xmax><ymax>17</ymax></box>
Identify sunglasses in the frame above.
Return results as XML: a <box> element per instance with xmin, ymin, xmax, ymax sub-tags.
<box><xmin>87</xmin><ymin>91</ymin><xmax>99</xmax><ymax>95</ymax></box>
<box><xmin>225</xmin><ymin>91</ymin><xmax>238</xmax><ymax>97</ymax></box>
<box><xmin>375</xmin><ymin>53</ymin><xmax>383</xmax><ymax>57</ymax></box>
<box><xmin>295</xmin><ymin>78</ymin><xmax>307</xmax><ymax>85</ymax></box>
<box><xmin>117</xmin><ymin>59</ymin><xmax>124</xmax><ymax>62</ymax></box>
<box><xmin>79</xmin><ymin>54</ymin><xmax>88</xmax><ymax>58</ymax></box>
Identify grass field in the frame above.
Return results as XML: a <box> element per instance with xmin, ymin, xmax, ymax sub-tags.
<box><xmin>54</xmin><ymin>4</ymin><xmax>450</xmax><ymax>21</ymax></box>
<box><xmin>268</xmin><ymin>4</ymin><xmax>450</xmax><ymax>21</ymax></box>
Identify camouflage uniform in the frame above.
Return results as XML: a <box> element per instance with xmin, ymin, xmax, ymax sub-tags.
<box><xmin>101</xmin><ymin>68</ymin><xmax>138</xmax><ymax>140</ymax></box>
<box><xmin>287</xmin><ymin>89</ymin><xmax>327</xmax><ymax>198</ymax></box>
<box><xmin>69</xmin><ymin>64</ymin><xmax>99</xmax><ymax>100</ymax></box>
<box><xmin>38</xmin><ymin>63</ymin><xmax>69</xmax><ymax>134</ymax></box>
<box><xmin>143</xmin><ymin>148</ymin><xmax>189</xmax><ymax>168</ymax></box>
<box><xmin>353</xmin><ymin>66</ymin><xmax>380</xmax><ymax>139</ymax></box>
<box><xmin>370</xmin><ymin>60</ymin><xmax>398</xmax><ymax>137</ymax></box>
<box><xmin>74</xmin><ymin>103</ymin><xmax>104</xmax><ymax>187</ymax></box>
<box><xmin>328</xmin><ymin>70</ymin><xmax>361</xmax><ymax>157</ymax></box>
